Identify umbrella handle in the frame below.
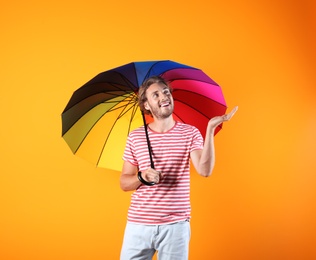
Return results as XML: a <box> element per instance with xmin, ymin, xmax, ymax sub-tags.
<box><xmin>137</xmin><ymin>171</ymin><xmax>155</xmax><ymax>186</ymax></box>
<box><xmin>141</xmin><ymin>111</ymin><xmax>155</xmax><ymax>169</ymax></box>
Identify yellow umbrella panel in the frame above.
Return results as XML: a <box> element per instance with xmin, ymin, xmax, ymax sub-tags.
<box><xmin>62</xmin><ymin>93</ymin><xmax>143</xmax><ymax>171</ymax></box>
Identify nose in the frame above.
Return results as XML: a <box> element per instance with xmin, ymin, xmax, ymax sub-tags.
<box><xmin>161</xmin><ymin>91</ymin><xmax>170</xmax><ymax>99</ymax></box>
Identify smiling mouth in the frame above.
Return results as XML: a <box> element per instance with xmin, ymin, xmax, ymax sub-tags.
<box><xmin>159</xmin><ymin>102</ymin><xmax>170</xmax><ymax>107</ymax></box>
<box><xmin>160</xmin><ymin>103</ymin><xmax>170</xmax><ymax>107</ymax></box>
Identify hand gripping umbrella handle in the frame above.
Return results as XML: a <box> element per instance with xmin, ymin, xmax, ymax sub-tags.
<box><xmin>137</xmin><ymin>171</ymin><xmax>155</xmax><ymax>186</ymax></box>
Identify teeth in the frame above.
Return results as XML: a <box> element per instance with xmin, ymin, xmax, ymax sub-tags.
<box><xmin>160</xmin><ymin>101</ymin><xmax>170</xmax><ymax>107</ymax></box>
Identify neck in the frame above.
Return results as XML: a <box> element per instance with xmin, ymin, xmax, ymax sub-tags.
<box><xmin>149</xmin><ymin>116</ymin><xmax>175</xmax><ymax>133</ymax></box>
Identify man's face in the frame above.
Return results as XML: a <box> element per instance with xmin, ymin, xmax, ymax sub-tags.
<box><xmin>144</xmin><ymin>82</ymin><xmax>174</xmax><ymax>119</ymax></box>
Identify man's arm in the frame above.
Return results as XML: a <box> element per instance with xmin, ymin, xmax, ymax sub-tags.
<box><xmin>120</xmin><ymin>161</ymin><xmax>141</xmax><ymax>191</ymax></box>
<box><xmin>191</xmin><ymin>106</ymin><xmax>238</xmax><ymax>177</ymax></box>
<box><xmin>120</xmin><ymin>161</ymin><xmax>162</xmax><ymax>191</ymax></box>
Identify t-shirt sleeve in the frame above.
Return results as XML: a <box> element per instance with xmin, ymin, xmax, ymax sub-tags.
<box><xmin>190</xmin><ymin>126</ymin><xmax>204</xmax><ymax>153</ymax></box>
<box><xmin>122</xmin><ymin>134</ymin><xmax>139</xmax><ymax>166</ymax></box>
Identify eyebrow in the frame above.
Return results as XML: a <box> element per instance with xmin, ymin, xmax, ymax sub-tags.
<box><xmin>151</xmin><ymin>90</ymin><xmax>159</xmax><ymax>97</ymax></box>
<box><xmin>150</xmin><ymin>87</ymin><xmax>169</xmax><ymax>96</ymax></box>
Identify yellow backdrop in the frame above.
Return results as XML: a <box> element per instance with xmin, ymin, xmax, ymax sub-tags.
<box><xmin>1</xmin><ymin>0</ymin><xmax>315</xmax><ymax>259</ymax></box>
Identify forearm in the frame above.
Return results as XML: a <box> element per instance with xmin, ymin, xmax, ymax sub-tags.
<box><xmin>193</xmin><ymin>106</ymin><xmax>238</xmax><ymax>177</ymax></box>
<box><xmin>197</xmin><ymin>125</ymin><xmax>216</xmax><ymax>177</ymax></box>
<box><xmin>120</xmin><ymin>173</ymin><xmax>141</xmax><ymax>191</ymax></box>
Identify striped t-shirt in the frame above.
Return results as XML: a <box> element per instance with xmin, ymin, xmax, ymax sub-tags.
<box><xmin>123</xmin><ymin>121</ymin><xmax>204</xmax><ymax>225</ymax></box>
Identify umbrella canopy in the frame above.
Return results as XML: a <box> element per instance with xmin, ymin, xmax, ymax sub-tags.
<box><xmin>62</xmin><ymin>60</ymin><xmax>227</xmax><ymax>171</ymax></box>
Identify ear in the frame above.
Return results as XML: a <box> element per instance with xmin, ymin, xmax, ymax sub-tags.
<box><xmin>144</xmin><ymin>102</ymin><xmax>150</xmax><ymax>111</ymax></box>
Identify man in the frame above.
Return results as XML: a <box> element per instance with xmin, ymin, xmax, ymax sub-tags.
<box><xmin>120</xmin><ymin>76</ymin><xmax>238</xmax><ymax>260</ymax></box>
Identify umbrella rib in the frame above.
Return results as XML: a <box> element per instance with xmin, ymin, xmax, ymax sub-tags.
<box><xmin>142</xmin><ymin>64</ymin><xmax>216</xmax><ymax>86</ymax></box>
<box><xmin>173</xmin><ymin>89</ymin><xmax>226</xmax><ymax>118</ymax></box>
<box><xmin>63</xmin><ymin>93</ymin><xmax>137</xmax><ymax>136</ymax></box>
<box><xmin>70</xmin><ymin>94</ymin><xmax>136</xmax><ymax>154</ymax></box>
<box><xmin>142</xmin><ymin>61</ymin><xmax>163</xmax><ymax>83</ymax></box>
<box><xmin>78</xmin><ymin>71</ymin><xmax>138</xmax><ymax>92</ymax></box>
<box><xmin>173</xmin><ymin>99</ymin><xmax>226</xmax><ymax>120</ymax></box>
<box><xmin>173</xmin><ymin>88</ymin><xmax>226</xmax><ymax>104</ymax></box>
<box><xmin>95</xmin><ymin>98</ymin><xmax>139</xmax><ymax>166</ymax></box>
<box><xmin>141</xmin><ymin>61</ymin><xmax>195</xmax><ymax>83</ymax></box>
<box><xmin>105</xmin><ymin>95</ymin><xmax>138</xmax><ymax>119</ymax></box>
<box><xmin>64</xmin><ymin>82</ymin><xmax>136</xmax><ymax>112</ymax></box>
<box><xmin>173</xmin><ymin>110</ymin><xmax>223</xmax><ymax>131</ymax></box>
<box><xmin>168</xmin><ymin>77</ymin><xmax>219</xmax><ymax>86</ymax></box>
<box><xmin>126</xmin><ymin>101</ymin><xmax>138</xmax><ymax>134</ymax></box>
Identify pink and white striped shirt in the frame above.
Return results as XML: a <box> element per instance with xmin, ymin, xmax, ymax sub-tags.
<box><xmin>123</xmin><ymin>121</ymin><xmax>204</xmax><ymax>225</ymax></box>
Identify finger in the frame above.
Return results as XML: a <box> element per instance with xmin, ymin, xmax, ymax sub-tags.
<box><xmin>148</xmin><ymin>174</ymin><xmax>158</xmax><ymax>184</ymax></box>
<box><xmin>150</xmin><ymin>171</ymin><xmax>161</xmax><ymax>183</ymax></box>
<box><xmin>155</xmin><ymin>171</ymin><xmax>161</xmax><ymax>183</ymax></box>
<box><xmin>230</xmin><ymin>106</ymin><xmax>238</xmax><ymax>116</ymax></box>
<box><xmin>225</xmin><ymin>106</ymin><xmax>238</xmax><ymax>121</ymax></box>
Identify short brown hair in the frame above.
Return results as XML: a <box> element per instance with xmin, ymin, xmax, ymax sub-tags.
<box><xmin>138</xmin><ymin>76</ymin><xmax>172</xmax><ymax>116</ymax></box>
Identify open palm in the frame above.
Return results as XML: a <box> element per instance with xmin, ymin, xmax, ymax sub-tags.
<box><xmin>209</xmin><ymin>106</ymin><xmax>238</xmax><ymax>129</ymax></box>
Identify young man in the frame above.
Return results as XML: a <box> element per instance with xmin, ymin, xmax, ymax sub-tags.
<box><xmin>120</xmin><ymin>76</ymin><xmax>238</xmax><ymax>260</ymax></box>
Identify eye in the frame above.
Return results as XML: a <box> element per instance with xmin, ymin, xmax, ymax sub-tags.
<box><xmin>163</xmin><ymin>89</ymin><xmax>170</xmax><ymax>95</ymax></box>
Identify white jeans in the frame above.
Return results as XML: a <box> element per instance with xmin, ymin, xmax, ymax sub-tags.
<box><xmin>120</xmin><ymin>221</ymin><xmax>191</xmax><ymax>260</ymax></box>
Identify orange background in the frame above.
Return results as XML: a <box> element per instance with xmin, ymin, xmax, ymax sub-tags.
<box><xmin>1</xmin><ymin>0</ymin><xmax>315</xmax><ymax>259</ymax></box>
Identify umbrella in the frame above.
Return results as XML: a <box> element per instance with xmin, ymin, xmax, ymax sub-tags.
<box><xmin>61</xmin><ymin>60</ymin><xmax>227</xmax><ymax>171</ymax></box>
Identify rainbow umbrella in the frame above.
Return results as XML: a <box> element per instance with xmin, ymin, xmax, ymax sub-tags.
<box><xmin>61</xmin><ymin>60</ymin><xmax>227</xmax><ymax>171</ymax></box>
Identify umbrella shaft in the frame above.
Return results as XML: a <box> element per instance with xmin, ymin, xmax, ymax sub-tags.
<box><xmin>141</xmin><ymin>112</ymin><xmax>155</xmax><ymax>169</ymax></box>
